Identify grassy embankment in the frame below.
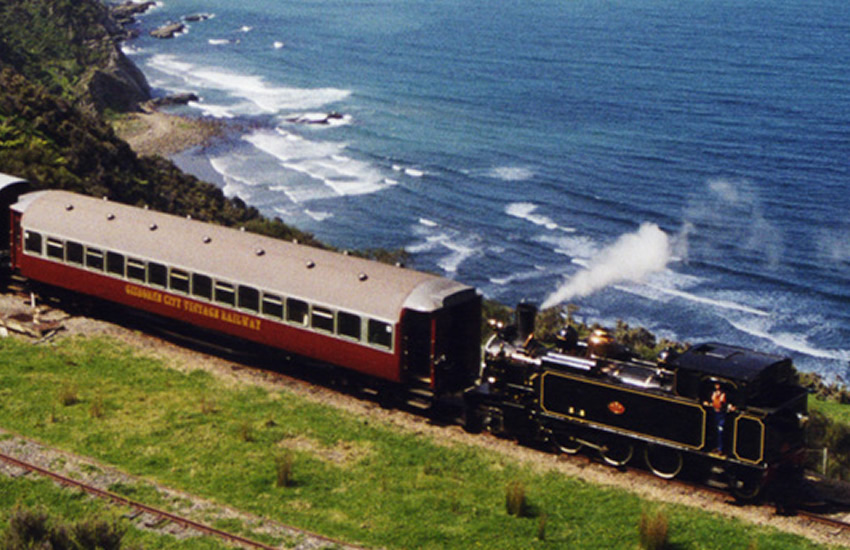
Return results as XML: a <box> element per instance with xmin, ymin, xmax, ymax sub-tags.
<box><xmin>0</xmin><ymin>336</ymin><xmax>834</xmax><ymax>550</ymax></box>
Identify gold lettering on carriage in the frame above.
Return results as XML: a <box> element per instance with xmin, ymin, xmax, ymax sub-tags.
<box><xmin>124</xmin><ymin>284</ymin><xmax>260</xmax><ymax>331</ymax></box>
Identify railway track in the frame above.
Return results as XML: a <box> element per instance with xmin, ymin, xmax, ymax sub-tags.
<box><xmin>0</xmin><ymin>444</ymin><xmax>361</xmax><ymax>550</ymax></box>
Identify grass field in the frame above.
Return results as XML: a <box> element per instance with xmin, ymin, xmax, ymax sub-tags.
<box><xmin>0</xmin><ymin>335</ymin><xmax>835</xmax><ymax>549</ymax></box>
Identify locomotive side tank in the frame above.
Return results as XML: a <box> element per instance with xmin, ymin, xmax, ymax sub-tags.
<box><xmin>6</xmin><ymin>188</ymin><xmax>481</xmax><ymax>400</ymax></box>
<box><xmin>468</xmin><ymin>304</ymin><xmax>808</xmax><ymax>498</ymax></box>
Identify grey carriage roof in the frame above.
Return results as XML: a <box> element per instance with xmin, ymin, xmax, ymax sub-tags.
<box><xmin>16</xmin><ymin>190</ymin><xmax>476</xmax><ymax>321</ymax></box>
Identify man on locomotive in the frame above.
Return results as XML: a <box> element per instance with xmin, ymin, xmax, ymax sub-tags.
<box><xmin>704</xmin><ymin>382</ymin><xmax>736</xmax><ymax>455</ymax></box>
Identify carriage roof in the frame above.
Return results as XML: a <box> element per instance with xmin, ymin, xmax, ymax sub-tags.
<box><xmin>15</xmin><ymin>190</ymin><xmax>476</xmax><ymax>321</ymax></box>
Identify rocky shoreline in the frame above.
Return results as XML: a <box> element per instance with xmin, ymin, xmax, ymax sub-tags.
<box><xmin>105</xmin><ymin>2</ymin><xmax>226</xmax><ymax>157</ymax></box>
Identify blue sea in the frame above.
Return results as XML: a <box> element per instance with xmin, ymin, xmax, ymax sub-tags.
<box><xmin>123</xmin><ymin>0</ymin><xmax>850</xmax><ymax>378</ymax></box>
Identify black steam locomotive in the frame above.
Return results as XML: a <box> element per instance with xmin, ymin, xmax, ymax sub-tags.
<box><xmin>464</xmin><ymin>304</ymin><xmax>809</xmax><ymax>499</ymax></box>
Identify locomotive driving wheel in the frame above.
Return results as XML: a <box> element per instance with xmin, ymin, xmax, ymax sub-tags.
<box><xmin>600</xmin><ymin>439</ymin><xmax>634</xmax><ymax>467</ymax></box>
<box><xmin>730</xmin><ymin>471</ymin><xmax>762</xmax><ymax>501</ymax></box>
<box><xmin>553</xmin><ymin>433</ymin><xmax>583</xmax><ymax>455</ymax></box>
<box><xmin>643</xmin><ymin>445</ymin><xmax>683</xmax><ymax>479</ymax></box>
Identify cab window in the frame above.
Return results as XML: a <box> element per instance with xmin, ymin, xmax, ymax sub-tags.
<box><xmin>85</xmin><ymin>248</ymin><xmax>104</xmax><ymax>271</ymax></box>
<box><xmin>261</xmin><ymin>293</ymin><xmax>284</xmax><ymax>319</ymax></box>
<box><xmin>192</xmin><ymin>274</ymin><xmax>212</xmax><ymax>300</ymax></box>
<box><xmin>368</xmin><ymin>320</ymin><xmax>393</xmax><ymax>350</ymax></box>
<box><xmin>286</xmin><ymin>298</ymin><xmax>308</xmax><ymax>325</ymax></box>
<box><xmin>214</xmin><ymin>281</ymin><xmax>236</xmax><ymax>306</ymax></box>
<box><xmin>238</xmin><ymin>286</ymin><xmax>259</xmax><ymax>312</ymax></box>
<box><xmin>106</xmin><ymin>252</ymin><xmax>125</xmax><ymax>276</ymax></box>
<box><xmin>24</xmin><ymin>231</ymin><xmax>42</xmax><ymax>254</ymax></box>
<box><xmin>46</xmin><ymin>238</ymin><xmax>64</xmax><ymax>260</ymax></box>
<box><xmin>148</xmin><ymin>262</ymin><xmax>167</xmax><ymax>287</ymax></box>
<box><xmin>311</xmin><ymin>306</ymin><xmax>334</xmax><ymax>333</ymax></box>
<box><xmin>337</xmin><ymin>311</ymin><xmax>361</xmax><ymax>341</ymax></box>
<box><xmin>66</xmin><ymin>241</ymin><xmax>84</xmax><ymax>264</ymax></box>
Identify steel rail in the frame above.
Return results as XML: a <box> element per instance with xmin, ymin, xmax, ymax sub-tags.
<box><xmin>0</xmin><ymin>450</ymin><xmax>355</xmax><ymax>550</ymax></box>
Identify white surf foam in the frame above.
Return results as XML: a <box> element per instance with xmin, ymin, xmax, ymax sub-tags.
<box><xmin>726</xmin><ymin>317</ymin><xmax>850</xmax><ymax>362</ymax></box>
<box><xmin>145</xmin><ymin>54</ymin><xmax>350</xmax><ymax>116</ymax></box>
<box><xmin>242</xmin><ymin>129</ymin><xmax>392</xmax><ymax>201</ymax></box>
<box><xmin>645</xmin><ymin>284</ymin><xmax>770</xmax><ymax>317</ymax></box>
<box><xmin>506</xmin><ymin>202</ymin><xmax>575</xmax><ymax>232</ymax></box>
<box><xmin>487</xmin><ymin>166</ymin><xmax>535</xmax><ymax>182</ymax></box>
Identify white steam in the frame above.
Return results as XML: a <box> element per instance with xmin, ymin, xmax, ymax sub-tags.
<box><xmin>541</xmin><ymin>223</ymin><xmax>671</xmax><ymax>309</ymax></box>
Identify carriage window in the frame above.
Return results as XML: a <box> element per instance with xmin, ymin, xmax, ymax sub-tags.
<box><xmin>46</xmin><ymin>238</ymin><xmax>64</xmax><ymax>260</ymax></box>
<box><xmin>238</xmin><ymin>286</ymin><xmax>259</xmax><ymax>312</ymax></box>
<box><xmin>127</xmin><ymin>258</ymin><xmax>146</xmax><ymax>282</ymax></box>
<box><xmin>337</xmin><ymin>311</ymin><xmax>361</xmax><ymax>341</ymax></box>
<box><xmin>261</xmin><ymin>293</ymin><xmax>283</xmax><ymax>319</ymax></box>
<box><xmin>85</xmin><ymin>248</ymin><xmax>104</xmax><ymax>271</ymax></box>
<box><xmin>66</xmin><ymin>241</ymin><xmax>83</xmax><ymax>265</ymax></box>
<box><xmin>170</xmin><ymin>269</ymin><xmax>190</xmax><ymax>294</ymax></box>
<box><xmin>214</xmin><ymin>281</ymin><xmax>235</xmax><ymax>305</ymax></box>
<box><xmin>24</xmin><ymin>231</ymin><xmax>42</xmax><ymax>254</ymax></box>
<box><xmin>192</xmin><ymin>274</ymin><xmax>212</xmax><ymax>299</ymax></box>
<box><xmin>311</xmin><ymin>306</ymin><xmax>334</xmax><ymax>333</ymax></box>
<box><xmin>106</xmin><ymin>252</ymin><xmax>125</xmax><ymax>276</ymax></box>
<box><xmin>148</xmin><ymin>262</ymin><xmax>167</xmax><ymax>287</ymax></box>
<box><xmin>368</xmin><ymin>319</ymin><xmax>393</xmax><ymax>350</ymax></box>
<box><xmin>286</xmin><ymin>298</ymin><xmax>308</xmax><ymax>325</ymax></box>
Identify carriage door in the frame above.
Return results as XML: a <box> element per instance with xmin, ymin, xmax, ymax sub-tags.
<box><xmin>402</xmin><ymin>310</ymin><xmax>434</xmax><ymax>387</ymax></box>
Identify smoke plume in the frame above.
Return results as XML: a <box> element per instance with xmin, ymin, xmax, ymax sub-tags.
<box><xmin>541</xmin><ymin>223</ymin><xmax>671</xmax><ymax>309</ymax></box>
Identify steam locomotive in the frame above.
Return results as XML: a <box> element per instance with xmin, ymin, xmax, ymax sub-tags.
<box><xmin>465</xmin><ymin>303</ymin><xmax>809</xmax><ymax>498</ymax></box>
<box><xmin>0</xmin><ymin>174</ymin><xmax>809</xmax><ymax>498</ymax></box>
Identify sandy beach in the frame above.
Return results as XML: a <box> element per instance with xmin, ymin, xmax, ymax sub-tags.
<box><xmin>112</xmin><ymin>104</ymin><xmax>226</xmax><ymax>158</ymax></box>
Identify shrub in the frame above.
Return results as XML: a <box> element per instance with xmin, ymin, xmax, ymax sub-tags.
<box><xmin>1</xmin><ymin>505</ymin><xmax>127</xmax><ymax>550</ymax></box>
<box><xmin>275</xmin><ymin>451</ymin><xmax>295</xmax><ymax>488</ymax></box>
<box><xmin>237</xmin><ymin>421</ymin><xmax>255</xmax><ymax>443</ymax></box>
<box><xmin>89</xmin><ymin>395</ymin><xmax>104</xmax><ymax>418</ymax></box>
<box><xmin>505</xmin><ymin>480</ymin><xmax>528</xmax><ymax>517</ymax></box>
<box><xmin>58</xmin><ymin>384</ymin><xmax>79</xmax><ymax>406</ymax></box>
<box><xmin>638</xmin><ymin>509</ymin><xmax>669</xmax><ymax>550</ymax></box>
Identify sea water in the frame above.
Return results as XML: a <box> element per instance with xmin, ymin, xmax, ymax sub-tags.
<box><xmin>124</xmin><ymin>0</ymin><xmax>850</xmax><ymax>378</ymax></box>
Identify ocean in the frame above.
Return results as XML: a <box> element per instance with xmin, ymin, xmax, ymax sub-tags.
<box><xmin>123</xmin><ymin>0</ymin><xmax>850</xmax><ymax>378</ymax></box>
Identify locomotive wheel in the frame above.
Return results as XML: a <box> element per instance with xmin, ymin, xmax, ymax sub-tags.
<box><xmin>730</xmin><ymin>473</ymin><xmax>762</xmax><ymax>501</ymax></box>
<box><xmin>553</xmin><ymin>434</ymin><xmax>583</xmax><ymax>455</ymax></box>
<box><xmin>600</xmin><ymin>440</ymin><xmax>634</xmax><ymax>467</ymax></box>
<box><xmin>643</xmin><ymin>445</ymin><xmax>683</xmax><ymax>479</ymax></box>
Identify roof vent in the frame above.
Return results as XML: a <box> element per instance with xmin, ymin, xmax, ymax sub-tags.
<box><xmin>306</xmin><ymin>260</ymin><xmax>315</xmax><ymax>269</ymax></box>
<box><xmin>149</xmin><ymin>223</ymin><xmax>158</xmax><ymax>231</ymax></box>
<box><xmin>65</xmin><ymin>204</ymin><xmax>74</xmax><ymax>211</ymax></box>
<box><xmin>203</xmin><ymin>236</ymin><xmax>212</xmax><ymax>244</ymax></box>
<box><xmin>107</xmin><ymin>213</ymin><xmax>115</xmax><ymax>221</ymax></box>
<box><xmin>255</xmin><ymin>248</ymin><xmax>265</xmax><ymax>256</ymax></box>
<box><xmin>358</xmin><ymin>272</ymin><xmax>368</xmax><ymax>282</ymax></box>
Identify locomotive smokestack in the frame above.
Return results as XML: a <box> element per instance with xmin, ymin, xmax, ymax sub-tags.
<box><xmin>516</xmin><ymin>302</ymin><xmax>537</xmax><ymax>344</ymax></box>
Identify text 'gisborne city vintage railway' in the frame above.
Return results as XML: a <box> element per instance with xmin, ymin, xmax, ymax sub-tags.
<box><xmin>0</xmin><ymin>173</ymin><xmax>809</xmax><ymax>500</ymax></box>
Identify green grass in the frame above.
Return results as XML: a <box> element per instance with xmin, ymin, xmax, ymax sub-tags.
<box><xmin>810</xmin><ymin>397</ymin><xmax>850</xmax><ymax>425</ymax></box>
<box><xmin>0</xmin><ymin>336</ymin><xmax>835</xmax><ymax>549</ymax></box>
